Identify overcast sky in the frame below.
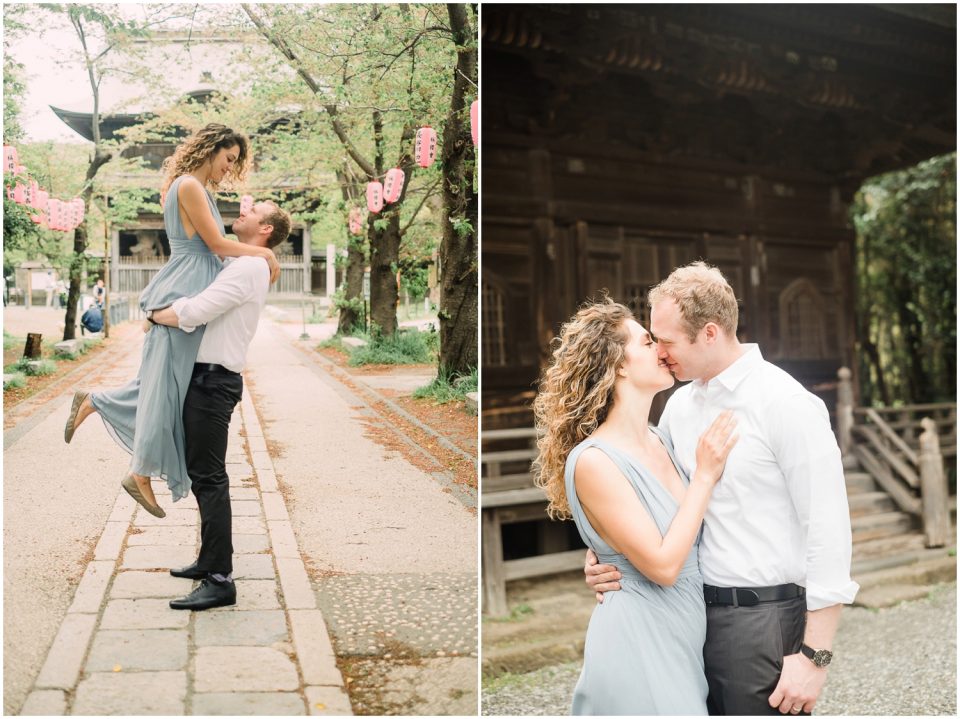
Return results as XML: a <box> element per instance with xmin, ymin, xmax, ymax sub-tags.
<box><xmin>6</xmin><ymin>4</ymin><xmax>236</xmax><ymax>144</ymax></box>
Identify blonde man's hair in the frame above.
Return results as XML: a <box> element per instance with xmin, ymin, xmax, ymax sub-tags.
<box><xmin>260</xmin><ymin>202</ymin><xmax>292</xmax><ymax>249</ymax></box>
<box><xmin>532</xmin><ymin>297</ymin><xmax>634</xmax><ymax>520</ymax></box>
<box><xmin>648</xmin><ymin>261</ymin><xmax>738</xmax><ymax>342</ymax></box>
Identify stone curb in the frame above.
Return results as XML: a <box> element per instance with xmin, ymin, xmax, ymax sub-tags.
<box><xmin>239</xmin><ymin>392</ymin><xmax>352</xmax><ymax>710</ymax></box>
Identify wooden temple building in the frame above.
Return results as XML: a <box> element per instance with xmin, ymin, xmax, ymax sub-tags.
<box><xmin>52</xmin><ymin>97</ymin><xmax>340</xmax><ymax>300</ymax></box>
<box><xmin>480</xmin><ymin>4</ymin><xmax>956</xmax><ymax>614</ymax></box>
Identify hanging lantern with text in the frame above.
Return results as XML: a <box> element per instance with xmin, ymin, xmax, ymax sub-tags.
<box><xmin>383</xmin><ymin>168</ymin><xmax>405</xmax><ymax>204</ymax></box>
<box><xmin>11</xmin><ymin>183</ymin><xmax>26</xmax><ymax>204</ymax></box>
<box><xmin>3</xmin><ymin>145</ymin><xmax>18</xmax><ymax>174</ymax></box>
<box><xmin>22</xmin><ymin>180</ymin><xmax>35</xmax><ymax>207</ymax></box>
<box><xmin>46</xmin><ymin>199</ymin><xmax>61</xmax><ymax>230</ymax></box>
<box><xmin>415</xmin><ymin>126</ymin><xmax>437</xmax><ymax>168</ymax></box>
<box><xmin>31</xmin><ymin>189</ymin><xmax>49</xmax><ymax>224</ymax></box>
<box><xmin>72</xmin><ymin>198</ymin><xmax>85</xmax><ymax>225</ymax></box>
<box><xmin>470</xmin><ymin>100</ymin><xmax>478</xmax><ymax>145</ymax></box>
<box><xmin>366</xmin><ymin>181</ymin><xmax>383</xmax><ymax>214</ymax></box>
<box><xmin>240</xmin><ymin>194</ymin><xmax>254</xmax><ymax>215</ymax></box>
<box><xmin>348</xmin><ymin>207</ymin><xmax>363</xmax><ymax>236</ymax></box>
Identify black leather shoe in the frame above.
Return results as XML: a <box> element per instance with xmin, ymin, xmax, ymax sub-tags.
<box><xmin>170</xmin><ymin>561</ymin><xmax>205</xmax><ymax>580</ymax></box>
<box><xmin>169</xmin><ymin>578</ymin><xmax>236</xmax><ymax>611</ymax></box>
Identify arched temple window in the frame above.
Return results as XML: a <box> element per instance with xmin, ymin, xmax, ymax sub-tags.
<box><xmin>778</xmin><ymin>278</ymin><xmax>828</xmax><ymax>359</ymax></box>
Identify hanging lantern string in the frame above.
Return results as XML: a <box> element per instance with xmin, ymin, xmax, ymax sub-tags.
<box><xmin>455</xmin><ymin>68</ymin><xmax>478</xmax><ymax>89</ymax></box>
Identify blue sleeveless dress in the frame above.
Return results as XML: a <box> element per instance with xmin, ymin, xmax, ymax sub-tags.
<box><xmin>565</xmin><ymin>428</ymin><xmax>709</xmax><ymax>715</ymax></box>
<box><xmin>90</xmin><ymin>175</ymin><xmax>224</xmax><ymax>501</ymax></box>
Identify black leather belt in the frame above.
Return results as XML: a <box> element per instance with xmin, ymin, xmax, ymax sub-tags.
<box><xmin>703</xmin><ymin>583</ymin><xmax>805</xmax><ymax>607</ymax></box>
<box><xmin>193</xmin><ymin>363</ymin><xmax>240</xmax><ymax>376</ymax></box>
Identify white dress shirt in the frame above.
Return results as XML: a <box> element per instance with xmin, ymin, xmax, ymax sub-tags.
<box><xmin>658</xmin><ymin>344</ymin><xmax>860</xmax><ymax>611</ymax></box>
<box><xmin>170</xmin><ymin>256</ymin><xmax>269</xmax><ymax>372</ymax></box>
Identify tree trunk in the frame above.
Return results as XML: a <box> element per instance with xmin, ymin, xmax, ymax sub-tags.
<box><xmin>369</xmin><ymin>210</ymin><xmax>401</xmax><ymax>336</ymax></box>
<box><xmin>336</xmin><ymin>167</ymin><xmax>365</xmax><ymax>334</ymax></box>
<box><xmin>63</xmin><ymin>149</ymin><xmax>110</xmax><ymax>340</ymax></box>
<box><xmin>438</xmin><ymin>3</ymin><xmax>478</xmax><ymax>376</ymax></box>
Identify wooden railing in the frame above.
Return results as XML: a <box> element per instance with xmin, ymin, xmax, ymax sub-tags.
<box><xmin>837</xmin><ymin>368</ymin><xmax>956</xmax><ymax>547</ymax></box>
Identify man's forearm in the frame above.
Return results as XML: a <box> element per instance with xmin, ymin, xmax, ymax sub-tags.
<box><xmin>804</xmin><ymin>603</ymin><xmax>842</xmax><ymax>651</ymax></box>
<box><xmin>151</xmin><ymin>306</ymin><xmax>181</xmax><ymax>328</ymax></box>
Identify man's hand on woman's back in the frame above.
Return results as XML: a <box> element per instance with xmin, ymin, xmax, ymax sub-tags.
<box><xmin>584</xmin><ymin>547</ymin><xmax>622</xmax><ymax>603</ymax></box>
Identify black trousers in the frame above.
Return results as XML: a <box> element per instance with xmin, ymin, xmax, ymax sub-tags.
<box><xmin>182</xmin><ymin>366</ymin><xmax>243</xmax><ymax>576</ymax></box>
<box><xmin>704</xmin><ymin>596</ymin><xmax>808</xmax><ymax>716</ymax></box>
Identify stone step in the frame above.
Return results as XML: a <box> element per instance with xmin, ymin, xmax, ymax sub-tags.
<box><xmin>848</xmin><ymin>491</ymin><xmax>896</xmax><ymax>517</ymax></box>
<box><xmin>851</xmin><ymin>511</ymin><xmax>917</xmax><ymax>543</ymax></box>
<box><xmin>844</xmin><ymin>471</ymin><xmax>876</xmax><ymax>494</ymax></box>
<box><xmin>853</xmin><ymin>554</ymin><xmax>956</xmax><ymax>608</ymax></box>
<box><xmin>851</xmin><ymin>532</ymin><xmax>930</xmax><ymax>564</ymax></box>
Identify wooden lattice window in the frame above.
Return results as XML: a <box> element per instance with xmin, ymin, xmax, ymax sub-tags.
<box><xmin>482</xmin><ymin>277</ymin><xmax>509</xmax><ymax>366</ymax></box>
<box><xmin>778</xmin><ymin>278</ymin><xmax>828</xmax><ymax>359</ymax></box>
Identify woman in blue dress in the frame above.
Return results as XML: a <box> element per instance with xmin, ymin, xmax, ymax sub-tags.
<box><xmin>532</xmin><ymin>299</ymin><xmax>738</xmax><ymax>715</ymax></box>
<box><xmin>63</xmin><ymin>124</ymin><xmax>280</xmax><ymax>516</ymax></box>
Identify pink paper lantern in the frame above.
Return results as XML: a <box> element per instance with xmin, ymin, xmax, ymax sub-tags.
<box><xmin>34</xmin><ymin>189</ymin><xmax>48</xmax><ymax>212</ymax></box>
<box><xmin>13</xmin><ymin>183</ymin><xmax>25</xmax><ymax>204</ymax></box>
<box><xmin>240</xmin><ymin>194</ymin><xmax>254</xmax><ymax>214</ymax></box>
<box><xmin>470</xmin><ymin>100</ymin><xmax>478</xmax><ymax>145</ymax></box>
<box><xmin>46</xmin><ymin>199</ymin><xmax>60</xmax><ymax>230</ymax></box>
<box><xmin>22</xmin><ymin>181</ymin><xmax>35</xmax><ymax>207</ymax></box>
<box><xmin>383</xmin><ymin>168</ymin><xmax>405</xmax><ymax>204</ymax></box>
<box><xmin>3</xmin><ymin>145</ymin><xmax>18</xmax><ymax>174</ymax></box>
<box><xmin>366</xmin><ymin>182</ymin><xmax>383</xmax><ymax>214</ymax></box>
<box><xmin>415</xmin><ymin>126</ymin><xmax>437</xmax><ymax>168</ymax></box>
<box><xmin>348</xmin><ymin>207</ymin><xmax>364</xmax><ymax>236</ymax></box>
<box><xmin>73</xmin><ymin>198</ymin><xmax>85</xmax><ymax>225</ymax></box>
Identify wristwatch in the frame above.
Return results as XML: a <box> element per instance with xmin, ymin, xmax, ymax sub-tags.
<box><xmin>800</xmin><ymin>644</ymin><xmax>833</xmax><ymax>668</ymax></box>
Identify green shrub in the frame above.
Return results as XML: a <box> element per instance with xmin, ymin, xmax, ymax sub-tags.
<box><xmin>3</xmin><ymin>331</ymin><xmax>21</xmax><ymax>350</ymax></box>
<box><xmin>413</xmin><ymin>367</ymin><xmax>478</xmax><ymax>404</ymax></box>
<box><xmin>348</xmin><ymin>328</ymin><xmax>436</xmax><ymax>366</ymax></box>
<box><xmin>13</xmin><ymin>357</ymin><xmax>57</xmax><ymax>376</ymax></box>
<box><xmin>3</xmin><ymin>373</ymin><xmax>26</xmax><ymax>390</ymax></box>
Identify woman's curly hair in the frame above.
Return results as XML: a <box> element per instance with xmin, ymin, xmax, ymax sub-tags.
<box><xmin>532</xmin><ymin>297</ymin><xmax>634</xmax><ymax>520</ymax></box>
<box><xmin>160</xmin><ymin>123</ymin><xmax>250</xmax><ymax>197</ymax></box>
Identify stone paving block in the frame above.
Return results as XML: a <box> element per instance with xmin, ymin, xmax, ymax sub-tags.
<box><xmin>111</xmin><ymin>571</ymin><xmax>192</xmax><ymax>599</ymax></box>
<box><xmin>195</xmin><ymin>609</ymin><xmax>288</xmax><ymax>646</ymax></box>
<box><xmin>246</xmin><ymin>435</ymin><xmax>268</xmax><ymax>455</ymax></box>
<box><xmin>68</xmin><ymin>560</ymin><xmax>114</xmax><ymax>614</ymax></box>
<box><xmin>126</xmin><ymin>525</ymin><xmax>197</xmax><ymax>547</ymax></box>
<box><xmin>262</xmin><ymin>492</ymin><xmax>289</xmax><ymax>521</ymax></box>
<box><xmin>72</xmin><ymin>671</ymin><xmax>186</xmax><ymax>715</ymax></box>
<box><xmin>231</xmin><ymin>500</ymin><xmax>263</xmax><ymax>516</ymax></box>
<box><xmin>133</xmin><ymin>507</ymin><xmax>198</xmax><ymax>527</ymax></box>
<box><xmin>289</xmin><ymin>610</ymin><xmax>343</xmax><ymax>686</ymax></box>
<box><xmin>305</xmin><ymin>686</ymin><xmax>354</xmax><ymax>716</ymax></box>
<box><xmin>19</xmin><ymin>689</ymin><xmax>66</xmax><ymax>716</ymax></box>
<box><xmin>233</xmin><ymin>533</ymin><xmax>270</xmax><ymax>554</ymax></box>
<box><xmin>277</xmin><ymin>557</ymin><xmax>317</xmax><ymax>609</ymax></box>
<box><xmin>268</xmin><ymin>519</ymin><xmax>301</xmax><ymax>559</ymax></box>
<box><xmin>101</xmin><ymin>598</ymin><xmax>190</xmax><ymax>630</ymax></box>
<box><xmin>230</xmin><ymin>487</ymin><xmax>261</xmax><ymax>501</ymax></box>
<box><xmin>107</xmin><ymin>493</ymin><xmax>136</xmax><ymax>524</ymax></box>
<box><xmin>226</xmin><ymin>463</ymin><xmax>254</xmax><ymax>480</ymax></box>
<box><xmin>251</xmin><ymin>450</ymin><xmax>273</xmax><ymax>471</ymax></box>
<box><xmin>122</xmin><ymin>545</ymin><xmax>196</xmax><ymax>571</ymax></box>
<box><xmin>256</xmin><ymin>467</ymin><xmax>278</xmax><ymax>492</ymax></box>
<box><xmin>233</xmin><ymin>515</ymin><xmax>267</xmax><ymax>534</ymax></box>
<box><xmin>234</xmin><ymin>553</ymin><xmax>275</xmax><ymax>580</ymax></box>
<box><xmin>194</xmin><ymin>646</ymin><xmax>299</xmax><ymax>692</ymax></box>
<box><xmin>35</xmin><ymin>613</ymin><xmax>97</xmax><ymax>689</ymax></box>
<box><xmin>94</xmin><ymin>521</ymin><xmax>129</xmax><ymax>560</ymax></box>
<box><xmin>86</xmin><ymin>629</ymin><xmax>188</xmax><ymax>672</ymax></box>
<box><xmin>226</xmin><ymin>579</ymin><xmax>280</xmax><ymax>610</ymax></box>
<box><xmin>192</xmin><ymin>692</ymin><xmax>306</xmax><ymax>716</ymax></box>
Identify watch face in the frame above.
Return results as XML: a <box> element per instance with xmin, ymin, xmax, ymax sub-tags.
<box><xmin>813</xmin><ymin>650</ymin><xmax>832</xmax><ymax>667</ymax></box>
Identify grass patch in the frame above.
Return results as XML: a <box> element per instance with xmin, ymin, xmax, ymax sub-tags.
<box><xmin>413</xmin><ymin>367</ymin><xmax>477</xmax><ymax>404</ymax></box>
<box><xmin>3</xmin><ymin>372</ymin><xmax>26</xmax><ymax>390</ymax></box>
<box><xmin>484</xmin><ymin>602</ymin><xmax>535</xmax><ymax>624</ymax></box>
<box><xmin>347</xmin><ymin>328</ymin><xmax>437</xmax><ymax>366</ymax></box>
<box><xmin>16</xmin><ymin>358</ymin><xmax>58</xmax><ymax>376</ymax></box>
<box><xmin>4</xmin><ymin>331</ymin><xmax>21</xmax><ymax>351</ymax></box>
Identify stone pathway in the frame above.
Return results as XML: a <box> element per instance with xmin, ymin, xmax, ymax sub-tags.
<box><xmin>19</xmin><ymin>388</ymin><xmax>351</xmax><ymax>716</ymax></box>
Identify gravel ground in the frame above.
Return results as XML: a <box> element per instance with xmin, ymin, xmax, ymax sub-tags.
<box><xmin>482</xmin><ymin>583</ymin><xmax>957</xmax><ymax>716</ymax></box>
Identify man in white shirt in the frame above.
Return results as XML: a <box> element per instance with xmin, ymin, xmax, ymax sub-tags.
<box><xmin>147</xmin><ymin>200</ymin><xmax>291</xmax><ymax>611</ymax></box>
<box><xmin>586</xmin><ymin>262</ymin><xmax>859</xmax><ymax>715</ymax></box>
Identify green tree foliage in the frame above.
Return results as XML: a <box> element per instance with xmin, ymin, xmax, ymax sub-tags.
<box><xmin>851</xmin><ymin>152</ymin><xmax>957</xmax><ymax>406</ymax></box>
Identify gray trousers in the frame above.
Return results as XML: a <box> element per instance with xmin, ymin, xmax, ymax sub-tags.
<box><xmin>704</xmin><ymin>596</ymin><xmax>808</xmax><ymax>716</ymax></box>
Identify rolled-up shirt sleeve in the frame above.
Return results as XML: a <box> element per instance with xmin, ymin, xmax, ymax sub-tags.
<box><xmin>171</xmin><ymin>261</ymin><xmax>255</xmax><ymax>333</ymax></box>
<box><xmin>767</xmin><ymin>392</ymin><xmax>860</xmax><ymax>610</ymax></box>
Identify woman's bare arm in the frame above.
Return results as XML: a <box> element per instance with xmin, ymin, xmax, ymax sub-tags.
<box><xmin>177</xmin><ymin>177</ymin><xmax>280</xmax><ymax>281</ymax></box>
